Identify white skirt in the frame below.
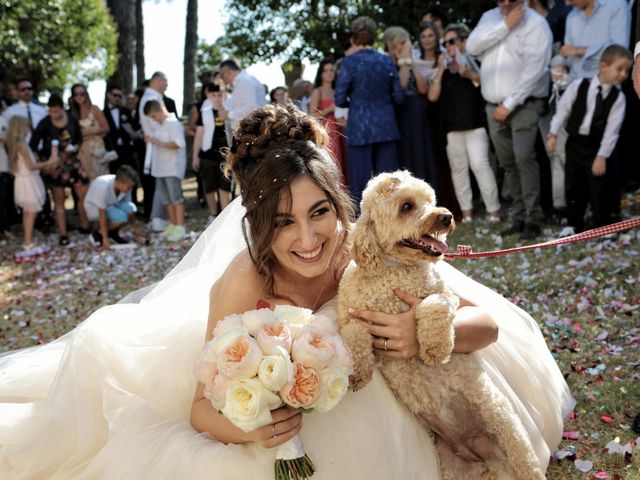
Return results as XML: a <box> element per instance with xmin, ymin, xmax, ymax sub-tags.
<box><xmin>14</xmin><ymin>174</ymin><xmax>45</xmax><ymax>213</ymax></box>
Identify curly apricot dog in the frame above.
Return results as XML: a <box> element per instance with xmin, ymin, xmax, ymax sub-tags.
<box><xmin>338</xmin><ymin>171</ymin><xmax>543</xmax><ymax>480</ymax></box>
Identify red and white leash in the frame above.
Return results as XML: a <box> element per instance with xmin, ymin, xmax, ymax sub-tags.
<box><xmin>445</xmin><ymin>217</ymin><xmax>640</xmax><ymax>260</ymax></box>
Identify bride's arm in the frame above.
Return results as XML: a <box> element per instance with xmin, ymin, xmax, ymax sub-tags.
<box><xmin>348</xmin><ymin>288</ymin><xmax>498</xmax><ymax>359</ymax></box>
<box><xmin>190</xmin><ymin>254</ymin><xmax>302</xmax><ymax>447</ymax></box>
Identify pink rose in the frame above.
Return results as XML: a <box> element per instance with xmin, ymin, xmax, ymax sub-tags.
<box><xmin>309</xmin><ymin>313</ymin><xmax>338</xmax><ymax>335</ymax></box>
<box><xmin>280</xmin><ymin>362</ymin><xmax>322</xmax><ymax>408</ymax></box>
<box><xmin>204</xmin><ymin>373</ymin><xmax>229</xmax><ymax>411</ymax></box>
<box><xmin>256</xmin><ymin>322</ymin><xmax>293</xmax><ymax>355</ymax></box>
<box><xmin>328</xmin><ymin>336</ymin><xmax>354</xmax><ymax>375</ymax></box>
<box><xmin>241</xmin><ymin>308</ymin><xmax>279</xmax><ymax>335</ymax></box>
<box><xmin>212</xmin><ymin>314</ymin><xmax>244</xmax><ymax>338</ymax></box>
<box><xmin>215</xmin><ymin>328</ymin><xmax>263</xmax><ymax>379</ymax></box>
<box><xmin>291</xmin><ymin>327</ymin><xmax>336</xmax><ymax>370</ymax></box>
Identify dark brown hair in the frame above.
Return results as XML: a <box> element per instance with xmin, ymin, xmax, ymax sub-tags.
<box><xmin>226</xmin><ymin>104</ymin><xmax>354</xmax><ymax>296</ymax></box>
<box><xmin>600</xmin><ymin>44</ymin><xmax>633</xmax><ymax>66</ymax></box>
<box><xmin>69</xmin><ymin>83</ymin><xmax>92</xmax><ymax>118</ymax></box>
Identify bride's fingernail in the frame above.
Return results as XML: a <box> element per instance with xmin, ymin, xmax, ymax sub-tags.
<box><xmin>348</xmin><ymin>308</ymin><xmax>356</xmax><ymax>315</ymax></box>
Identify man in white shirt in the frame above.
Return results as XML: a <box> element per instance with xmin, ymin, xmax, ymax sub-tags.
<box><xmin>139</xmin><ymin>72</ymin><xmax>170</xmax><ymax>230</ymax></box>
<box><xmin>467</xmin><ymin>0</ymin><xmax>552</xmax><ymax>240</ymax></box>
<box><xmin>218</xmin><ymin>59</ymin><xmax>266</xmax><ymax>131</ymax></box>
<box><xmin>2</xmin><ymin>79</ymin><xmax>47</xmax><ymax>130</ymax></box>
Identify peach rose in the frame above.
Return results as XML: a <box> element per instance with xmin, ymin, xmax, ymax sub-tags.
<box><xmin>204</xmin><ymin>373</ymin><xmax>229</xmax><ymax>411</ymax></box>
<box><xmin>291</xmin><ymin>327</ymin><xmax>335</xmax><ymax>370</ymax></box>
<box><xmin>280</xmin><ymin>362</ymin><xmax>322</xmax><ymax>408</ymax></box>
<box><xmin>256</xmin><ymin>322</ymin><xmax>293</xmax><ymax>355</ymax></box>
<box><xmin>215</xmin><ymin>327</ymin><xmax>262</xmax><ymax>379</ymax></box>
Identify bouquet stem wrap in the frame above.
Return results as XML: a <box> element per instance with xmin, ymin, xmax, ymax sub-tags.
<box><xmin>275</xmin><ymin>435</ymin><xmax>314</xmax><ymax>480</ymax></box>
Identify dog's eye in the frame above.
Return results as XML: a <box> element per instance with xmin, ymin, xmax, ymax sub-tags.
<box><xmin>401</xmin><ymin>202</ymin><xmax>414</xmax><ymax>212</ymax></box>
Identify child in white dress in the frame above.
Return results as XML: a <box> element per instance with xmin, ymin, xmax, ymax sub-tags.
<box><xmin>6</xmin><ymin>116</ymin><xmax>58</xmax><ymax>250</ymax></box>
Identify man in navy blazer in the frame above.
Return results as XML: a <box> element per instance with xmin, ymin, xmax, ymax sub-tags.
<box><xmin>335</xmin><ymin>16</ymin><xmax>404</xmax><ymax>206</ymax></box>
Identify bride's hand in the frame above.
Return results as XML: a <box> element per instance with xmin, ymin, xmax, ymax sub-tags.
<box><xmin>349</xmin><ymin>288</ymin><xmax>420</xmax><ymax>360</ymax></box>
<box><xmin>245</xmin><ymin>406</ymin><xmax>302</xmax><ymax>448</ymax></box>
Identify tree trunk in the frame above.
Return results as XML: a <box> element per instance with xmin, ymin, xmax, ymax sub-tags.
<box><xmin>183</xmin><ymin>0</ymin><xmax>198</xmax><ymax>117</ymax></box>
<box><xmin>107</xmin><ymin>0</ymin><xmax>135</xmax><ymax>93</ymax></box>
<box><xmin>135</xmin><ymin>0</ymin><xmax>145</xmax><ymax>89</ymax></box>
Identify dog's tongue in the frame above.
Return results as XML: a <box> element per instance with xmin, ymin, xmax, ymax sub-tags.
<box><xmin>421</xmin><ymin>235</ymin><xmax>448</xmax><ymax>253</ymax></box>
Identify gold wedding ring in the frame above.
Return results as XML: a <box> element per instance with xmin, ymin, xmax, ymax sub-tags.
<box><xmin>272</xmin><ymin>424</ymin><xmax>277</xmax><ymax>438</ymax></box>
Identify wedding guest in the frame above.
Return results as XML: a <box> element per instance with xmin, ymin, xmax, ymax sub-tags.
<box><xmin>421</xmin><ymin>6</ymin><xmax>448</xmax><ymax>38</ymax></box>
<box><xmin>6</xmin><ymin>116</ymin><xmax>57</xmax><ymax>250</ymax></box>
<box><xmin>70</xmin><ymin>83</ymin><xmax>112</xmax><ymax>180</ymax></box>
<box><xmin>335</xmin><ymin>16</ymin><xmax>403</xmax><ymax>206</ymax></box>
<box><xmin>561</xmin><ymin>0</ymin><xmax>631</xmax><ymax>81</ymax></box>
<box><xmin>270</xmin><ymin>86</ymin><xmax>290</xmax><ymax>106</ymax></box>
<box><xmin>292</xmin><ymin>79</ymin><xmax>313</xmax><ymax>113</ymax></box>
<box><xmin>192</xmin><ymin>83</ymin><xmax>232</xmax><ymax>223</ymax></box>
<box><xmin>139</xmin><ymin>72</ymin><xmax>170</xmax><ymax>232</ymax></box>
<box><xmin>143</xmin><ymin>100</ymin><xmax>187</xmax><ymax>242</ymax></box>
<box><xmin>85</xmin><ymin>165</ymin><xmax>140</xmax><ymax>249</ymax></box>
<box><xmin>218</xmin><ymin>59</ymin><xmax>266</xmax><ymax>131</ymax></box>
<box><xmin>547</xmin><ymin>45</ymin><xmax>632</xmax><ymax>232</ymax></box>
<box><xmin>2</xmin><ymin>79</ymin><xmax>47</xmax><ymax>128</ymax></box>
<box><xmin>309</xmin><ymin>58</ymin><xmax>345</xmax><ymax>182</ymax></box>
<box><xmin>634</xmin><ymin>42</ymin><xmax>640</xmax><ymax>98</ymax></box>
<box><xmin>0</xmin><ymin>101</ymin><xmax>15</xmax><ymax>238</ymax></box>
<box><xmin>383</xmin><ymin>27</ymin><xmax>435</xmax><ymax>186</ymax></box>
<box><xmin>30</xmin><ymin>94</ymin><xmax>89</xmax><ymax>245</ymax></box>
<box><xmin>467</xmin><ymin>0</ymin><xmax>552</xmax><ymax>240</ymax></box>
<box><xmin>413</xmin><ymin>21</ymin><xmax>442</xmax><ymax>83</ymax></box>
<box><xmin>429</xmin><ymin>24</ymin><xmax>501</xmax><ymax>223</ymax></box>
<box><xmin>103</xmin><ymin>84</ymin><xmax>135</xmax><ymax>174</ymax></box>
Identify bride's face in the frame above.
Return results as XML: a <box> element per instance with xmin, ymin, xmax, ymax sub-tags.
<box><xmin>271</xmin><ymin>175</ymin><xmax>339</xmax><ymax>280</ymax></box>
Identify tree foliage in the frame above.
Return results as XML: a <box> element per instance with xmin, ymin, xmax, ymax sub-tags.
<box><xmin>196</xmin><ymin>39</ymin><xmax>225</xmax><ymax>83</ymax></box>
<box><xmin>220</xmin><ymin>0</ymin><xmax>495</xmax><ymax>64</ymax></box>
<box><xmin>0</xmin><ymin>0</ymin><xmax>118</xmax><ymax>93</ymax></box>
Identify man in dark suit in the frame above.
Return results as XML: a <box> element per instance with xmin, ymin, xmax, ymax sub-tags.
<box><xmin>104</xmin><ymin>85</ymin><xmax>134</xmax><ymax>174</ymax></box>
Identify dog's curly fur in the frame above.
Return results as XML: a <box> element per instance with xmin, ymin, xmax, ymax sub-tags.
<box><xmin>338</xmin><ymin>171</ymin><xmax>544</xmax><ymax>480</ymax></box>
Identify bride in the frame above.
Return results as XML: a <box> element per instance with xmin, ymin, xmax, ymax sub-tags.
<box><xmin>0</xmin><ymin>105</ymin><xmax>574</xmax><ymax>479</ymax></box>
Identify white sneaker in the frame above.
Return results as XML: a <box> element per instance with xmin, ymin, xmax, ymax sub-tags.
<box><xmin>161</xmin><ymin>223</ymin><xmax>176</xmax><ymax>238</ymax></box>
<box><xmin>167</xmin><ymin>225</ymin><xmax>186</xmax><ymax>242</ymax></box>
<box><xmin>149</xmin><ymin>217</ymin><xmax>168</xmax><ymax>232</ymax></box>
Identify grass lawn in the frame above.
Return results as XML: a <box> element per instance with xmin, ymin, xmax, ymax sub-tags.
<box><xmin>1</xmin><ymin>178</ymin><xmax>638</xmax><ymax>479</ymax></box>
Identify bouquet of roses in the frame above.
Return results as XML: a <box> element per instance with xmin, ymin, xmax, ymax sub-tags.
<box><xmin>195</xmin><ymin>303</ymin><xmax>353</xmax><ymax>480</ymax></box>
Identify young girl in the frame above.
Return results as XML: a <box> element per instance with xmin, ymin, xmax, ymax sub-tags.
<box><xmin>6</xmin><ymin>116</ymin><xmax>58</xmax><ymax>250</ymax></box>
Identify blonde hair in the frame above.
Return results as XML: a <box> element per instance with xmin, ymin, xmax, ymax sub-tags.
<box><xmin>6</xmin><ymin>116</ymin><xmax>31</xmax><ymax>174</ymax></box>
<box><xmin>383</xmin><ymin>26</ymin><xmax>410</xmax><ymax>50</ymax></box>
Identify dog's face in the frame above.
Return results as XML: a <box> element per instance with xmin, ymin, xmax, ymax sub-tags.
<box><xmin>354</xmin><ymin>171</ymin><xmax>455</xmax><ymax>267</ymax></box>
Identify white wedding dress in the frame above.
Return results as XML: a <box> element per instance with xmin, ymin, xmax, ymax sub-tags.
<box><xmin>0</xmin><ymin>199</ymin><xmax>574</xmax><ymax>480</ymax></box>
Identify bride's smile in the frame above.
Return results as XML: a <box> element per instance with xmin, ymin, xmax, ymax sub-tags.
<box><xmin>271</xmin><ymin>175</ymin><xmax>339</xmax><ymax>280</ymax></box>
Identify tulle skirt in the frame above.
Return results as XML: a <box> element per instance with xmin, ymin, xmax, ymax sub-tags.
<box><xmin>13</xmin><ymin>174</ymin><xmax>45</xmax><ymax>213</ymax></box>
<box><xmin>0</xmin><ymin>301</ymin><xmax>440</xmax><ymax>480</ymax></box>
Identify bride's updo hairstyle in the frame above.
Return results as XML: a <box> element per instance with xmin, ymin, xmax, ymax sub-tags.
<box><xmin>226</xmin><ymin>104</ymin><xmax>354</xmax><ymax>295</ymax></box>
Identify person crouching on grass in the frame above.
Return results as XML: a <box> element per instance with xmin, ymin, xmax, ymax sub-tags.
<box><xmin>142</xmin><ymin>99</ymin><xmax>187</xmax><ymax>242</ymax></box>
<box><xmin>84</xmin><ymin>165</ymin><xmax>142</xmax><ymax>249</ymax></box>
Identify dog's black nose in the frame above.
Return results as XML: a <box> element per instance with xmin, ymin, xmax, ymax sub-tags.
<box><xmin>437</xmin><ymin>214</ymin><xmax>453</xmax><ymax>226</ymax></box>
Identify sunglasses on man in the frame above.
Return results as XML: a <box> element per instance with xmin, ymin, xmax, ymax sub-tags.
<box><xmin>444</xmin><ymin>37</ymin><xmax>459</xmax><ymax>46</ymax></box>
<box><xmin>110</xmin><ymin>93</ymin><xmax>123</xmax><ymax>99</ymax></box>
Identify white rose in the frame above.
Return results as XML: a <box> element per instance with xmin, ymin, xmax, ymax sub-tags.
<box><xmin>258</xmin><ymin>346</ymin><xmax>295</xmax><ymax>391</ymax></box>
<box><xmin>314</xmin><ymin>369</ymin><xmax>349</xmax><ymax>413</ymax></box>
<box><xmin>222</xmin><ymin>377</ymin><xmax>283</xmax><ymax>432</ymax></box>
<box><xmin>241</xmin><ymin>309</ymin><xmax>279</xmax><ymax>336</ymax></box>
<box><xmin>309</xmin><ymin>313</ymin><xmax>338</xmax><ymax>335</ymax></box>
<box><xmin>274</xmin><ymin>305</ymin><xmax>313</xmax><ymax>338</ymax></box>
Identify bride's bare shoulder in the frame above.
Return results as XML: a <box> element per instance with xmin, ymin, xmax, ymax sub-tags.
<box><xmin>208</xmin><ymin>250</ymin><xmax>262</xmax><ymax>318</ymax></box>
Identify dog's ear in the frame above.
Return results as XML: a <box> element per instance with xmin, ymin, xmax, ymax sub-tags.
<box><xmin>352</xmin><ymin>209</ymin><xmax>380</xmax><ymax>270</ymax></box>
